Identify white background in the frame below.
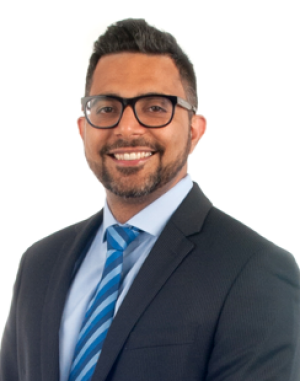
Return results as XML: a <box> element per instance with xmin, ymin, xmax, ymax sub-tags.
<box><xmin>0</xmin><ymin>0</ymin><xmax>299</xmax><ymax>338</ymax></box>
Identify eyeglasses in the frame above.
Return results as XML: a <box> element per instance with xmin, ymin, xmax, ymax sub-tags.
<box><xmin>81</xmin><ymin>94</ymin><xmax>197</xmax><ymax>129</ymax></box>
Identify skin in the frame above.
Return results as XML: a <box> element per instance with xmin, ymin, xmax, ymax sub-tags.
<box><xmin>78</xmin><ymin>53</ymin><xmax>206</xmax><ymax>223</ymax></box>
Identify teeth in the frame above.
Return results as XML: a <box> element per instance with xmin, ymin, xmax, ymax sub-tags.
<box><xmin>114</xmin><ymin>152</ymin><xmax>152</xmax><ymax>161</ymax></box>
<box><xmin>129</xmin><ymin>152</ymin><xmax>136</xmax><ymax>160</ymax></box>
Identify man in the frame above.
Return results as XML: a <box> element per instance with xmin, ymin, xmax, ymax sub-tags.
<box><xmin>1</xmin><ymin>18</ymin><xmax>299</xmax><ymax>381</ymax></box>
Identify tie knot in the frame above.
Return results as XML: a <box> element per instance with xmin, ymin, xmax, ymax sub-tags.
<box><xmin>106</xmin><ymin>224</ymin><xmax>141</xmax><ymax>251</ymax></box>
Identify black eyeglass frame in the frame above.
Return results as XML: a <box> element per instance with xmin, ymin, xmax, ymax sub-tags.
<box><xmin>81</xmin><ymin>94</ymin><xmax>197</xmax><ymax>129</ymax></box>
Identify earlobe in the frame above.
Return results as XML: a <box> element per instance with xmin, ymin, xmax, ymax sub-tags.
<box><xmin>189</xmin><ymin>115</ymin><xmax>206</xmax><ymax>153</ymax></box>
<box><xmin>77</xmin><ymin>117</ymin><xmax>86</xmax><ymax>140</ymax></box>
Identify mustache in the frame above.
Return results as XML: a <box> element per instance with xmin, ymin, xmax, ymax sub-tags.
<box><xmin>100</xmin><ymin>138</ymin><xmax>164</xmax><ymax>155</ymax></box>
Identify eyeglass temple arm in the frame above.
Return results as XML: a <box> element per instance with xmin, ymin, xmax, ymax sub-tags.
<box><xmin>177</xmin><ymin>97</ymin><xmax>197</xmax><ymax>113</ymax></box>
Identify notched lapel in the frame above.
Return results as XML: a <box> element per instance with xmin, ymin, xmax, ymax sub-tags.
<box><xmin>92</xmin><ymin>183</ymin><xmax>212</xmax><ymax>381</ymax></box>
<box><xmin>40</xmin><ymin>211</ymin><xmax>103</xmax><ymax>381</ymax></box>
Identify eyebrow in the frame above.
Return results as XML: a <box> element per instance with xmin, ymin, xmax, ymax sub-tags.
<box><xmin>92</xmin><ymin>92</ymin><xmax>172</xmax><ymax>98</ymax></box>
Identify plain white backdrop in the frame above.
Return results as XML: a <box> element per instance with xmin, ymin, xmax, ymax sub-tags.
<box><xmin>0</xmin><ymin>0</ymin><xmax>299</xmax><ymax>338</ymax></box>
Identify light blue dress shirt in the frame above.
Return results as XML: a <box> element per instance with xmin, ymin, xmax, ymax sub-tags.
<box><xmin>59</xmin><ymin>175</ymin><xmax>193</xmax><ymax>381</ymax></box>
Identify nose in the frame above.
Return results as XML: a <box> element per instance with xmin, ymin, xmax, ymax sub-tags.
<box><xmin>113</xmin><ymin>105</ymin><xmax>145</xmax><ymax>137</ymax></box>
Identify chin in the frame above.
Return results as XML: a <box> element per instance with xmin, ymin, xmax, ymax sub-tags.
<box><xmin>103</xmin><ymin>173</ymin><xmax>162</xmax><ymax>199</ymax></box>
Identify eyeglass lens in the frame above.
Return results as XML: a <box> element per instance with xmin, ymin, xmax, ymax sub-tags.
<box><xmin>86</xmin><ymin>96</ymin><xmax>173</xmax><ymax>128</ymax></box>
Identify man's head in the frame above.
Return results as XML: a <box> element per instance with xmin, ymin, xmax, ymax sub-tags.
<box><xmin>78</xmin><ymin>19</ymin><xmax>206</xmax><ymax>208</ymax></box>
<box><xmin>85</xmin><ymin>19</ymin><xmax>198</xmax><ymax>109</ymax></box>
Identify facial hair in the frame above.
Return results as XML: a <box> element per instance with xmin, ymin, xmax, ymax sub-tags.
<box><xmin>86</xmin><ymin>134</ymin><xmax>191</xmax><ymax>199</ymax></box>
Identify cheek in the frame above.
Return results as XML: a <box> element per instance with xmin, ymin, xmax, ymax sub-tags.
<box><xmin>83</xmin><ymin>135</ymin><xmax>96</xmax><ymax>157</ymax></box>
<box><xmin>84</xmin><ymin>129</ymin><xmax>108</xmax><ymax>155</ymax></box>
<box><xmin>152</xmin><ymin>131</ymin><xmax>188</xmax><ymax>164</ymax></box>
<box><xmin>152</xmin><ymin>116</ymin><xmax>188</xmax><ymax>141</ymax></box>
<box><xmin>159</xmin><ymin>124</ymin><xmax>189</xmax><ymax>151</ymax></box>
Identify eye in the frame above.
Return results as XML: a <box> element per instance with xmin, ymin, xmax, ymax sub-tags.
<box><xmin>96</xmin><ymin>106</ymin><xmax>114</xmax><ymax>114</ymax></box>
<box><xmin>87</xmin><ymin>97</ymin><xmax>121</xmax><ymax>117</ymax></box>
<box><xmin>148</xmin><ymin>105</ymin><xmax>166</xmax><ymax>113</ymax></box>
<box><xmin>139</xmin><ymin>97</ymin><xmax>171</xmax><ymax>114</ymax></box>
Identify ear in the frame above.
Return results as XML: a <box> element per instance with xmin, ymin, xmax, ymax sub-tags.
<box><xmin>77</xmin><ymin>116</ymin><xmax>86</xmax><ymax>140</ymax></box>
<box><xmin>189</xmin><ymin>114</ymin><xmax>206</xmax><ymax>154</ymax></box>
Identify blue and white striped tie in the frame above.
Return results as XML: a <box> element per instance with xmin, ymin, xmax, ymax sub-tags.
<box><xmin>69</xmin><ymin>224</ymin><xmax>140</xmax><ymax>381</ymax></box>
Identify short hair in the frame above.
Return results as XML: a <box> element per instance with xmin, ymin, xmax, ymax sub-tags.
<box><xmin>85</xmin><ymin>19</ymin><xmax>198</xmax><ymax>109</ymax></box>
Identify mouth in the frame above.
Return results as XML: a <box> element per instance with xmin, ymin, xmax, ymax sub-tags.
<box><xmin>112</xmin><ymin>151</ymin><xmax>154</xmax><ymax>161</ymax></box>
<box><xmin>102</xmin><ymin>139</ymin><xmax>162</xmax><ymax>167</ymax></box>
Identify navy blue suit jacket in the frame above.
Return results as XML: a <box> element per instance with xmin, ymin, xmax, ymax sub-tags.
<box><xmin>1</xmin><ymin>183</ymin><xmax>300</xmax><ymax>381</ymax></box>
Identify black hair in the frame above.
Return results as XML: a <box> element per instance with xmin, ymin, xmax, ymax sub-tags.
<box><xmin>85</xmin><ymin>19</ymin><xmax>198</xmax><ymax>108</ymax></box>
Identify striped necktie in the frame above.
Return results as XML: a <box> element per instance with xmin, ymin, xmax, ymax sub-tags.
<box><xmin>69</xmin><ymin>224</ymin><xmax>141</xmax><ymax>381</ymax></box>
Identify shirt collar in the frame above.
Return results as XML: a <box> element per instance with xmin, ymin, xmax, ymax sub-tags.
<box><xmin>102</xmin><ymin>174</ymin><xmax>193</xmax><ymax>240</ymax></box>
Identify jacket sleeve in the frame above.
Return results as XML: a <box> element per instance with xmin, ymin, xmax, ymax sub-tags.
<box><xmin>205</xmin><ymin>247</ymin><xmax>300</xmax><ymax>381</ymax></box>
<box><xmin>0</xmin><ymin>255</ymin><xmax>26</xmax><ymax>381</ymax></box>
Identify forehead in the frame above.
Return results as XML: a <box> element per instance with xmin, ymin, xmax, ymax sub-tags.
<box><xmin>89</xmin><ymin>52</ymin><xmax>186</xmax><ymax>98</ymax></box>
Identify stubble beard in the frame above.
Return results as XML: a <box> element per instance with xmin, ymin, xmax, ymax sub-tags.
<box><xmin>86</xmin><ymin>135</ymin><xmax>191</xmax><ymax>200</ymax></box>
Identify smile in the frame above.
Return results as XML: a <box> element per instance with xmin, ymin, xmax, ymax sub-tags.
<box><xmin>113</xmin><ymin>151</ymin><xmax>153</xmax><ymax>161</ymax></box>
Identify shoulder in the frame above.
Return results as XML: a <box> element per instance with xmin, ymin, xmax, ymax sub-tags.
<box><xmin>174</xmin><ymin>181</ymin><xmax>299</xmax><ymax>277</ymax></box>
<box><xmin>205</xmin><ymin>206</ymin><xmax>290</xmax><ymax>253</ymax></box>
<box><xmin>199</xmin><ymin>206</ymin><xmax>300</xmax><ymax>283</ymax></box>
<box><xmin>20</xmin><ymin>210</ymin><xmax>103</xmax><ymax>269</ymax></box>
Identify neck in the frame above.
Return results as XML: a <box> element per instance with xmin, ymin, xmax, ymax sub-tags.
<box><xmin>105</xmin><ymin>177</ymin><xmax>183</xmax><ymax>224</ymax></box>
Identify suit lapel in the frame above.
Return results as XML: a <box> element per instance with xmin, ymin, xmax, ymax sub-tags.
<box><xmin>93</xmin><ymin>183</ymin><xmax>212</xmax><ymax>381</ymax></box>
<box><xmin>40</xmin><ymin>211</ymin><xmax>103</xmax><ymax>381</ymax></box>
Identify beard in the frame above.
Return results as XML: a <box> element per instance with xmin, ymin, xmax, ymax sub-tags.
<box><xmin>86</xmin><ymin>135</ymin><xmax>191</xmax><ymax>199</ymax></box>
